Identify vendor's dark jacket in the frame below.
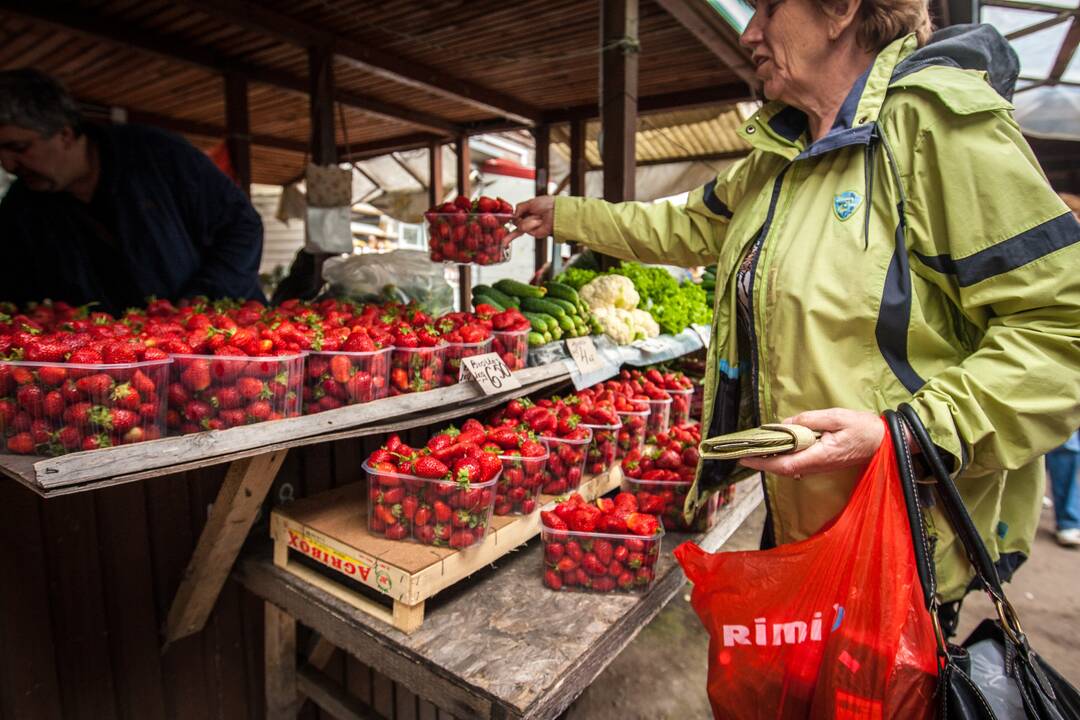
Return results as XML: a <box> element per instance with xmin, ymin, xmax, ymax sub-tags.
<box><xmin>0</xmin><ymin>123</ymin><xmax>264</xmax><ymax>314</ymax></box>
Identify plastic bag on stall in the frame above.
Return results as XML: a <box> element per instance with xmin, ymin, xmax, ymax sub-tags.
<box><xmin>675</xmin><ymin>424</ymin><xmax>939</xmax><ymax>720</ymax></box>
<box><xmin>321</xmin><ymin>250</ymin><xmax>454</xmax><ymax>316</ymax></box>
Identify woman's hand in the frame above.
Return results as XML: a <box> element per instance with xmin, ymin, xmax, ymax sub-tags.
<box><xmin>739</xmin><ymin>408</ymin><xmax>885</xmax><ymax>477</ymax></box>
<box><xmin>506</xmin><ymin>196</ymin><xmax>555</xmax><ymax>242</ymax></box>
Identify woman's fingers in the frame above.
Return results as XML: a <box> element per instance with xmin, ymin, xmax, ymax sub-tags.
<box><xmin>741</xmin><ymin>408</ymin><xmax>885</xmax><ymax>476</ymax></box>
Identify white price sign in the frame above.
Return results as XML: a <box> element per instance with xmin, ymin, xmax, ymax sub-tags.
<box><xmin>459</xmin><ymin>352</ymin><xmax>521</xmax><ymax>395</ymax></box>
<box><xmin>565</xmin><ymin>336</ymin><xmax>607</xmax><ymax>375</ymax></box>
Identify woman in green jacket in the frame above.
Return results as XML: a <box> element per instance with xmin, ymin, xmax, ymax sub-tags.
<box><xmin>512</xmin><ymin>0</ymin><xmax>1080</xmax><ymax>629</ymax></box>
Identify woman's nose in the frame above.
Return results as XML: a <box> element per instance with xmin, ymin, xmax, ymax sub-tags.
<box><xmin>740</xmin><ymin>12</ymin><xmax>764</xmax><ymax>49</ymax></box>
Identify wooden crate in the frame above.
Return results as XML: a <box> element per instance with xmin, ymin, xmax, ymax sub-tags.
<box><xmin>269</xmin><ymin>467</ymin><xmax>623</xmax><ymax>634</ymax></box>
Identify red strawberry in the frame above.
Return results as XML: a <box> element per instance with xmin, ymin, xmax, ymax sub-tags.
<box><xmin>329</xmin><ymin>355</ymin><xmax>352</xmax><ymax>384</ymax></box>
<box><xmin>81</xmin><ymin>434</ymin><xmax>111</xmax><ymax>451</ymax></box>
<box><xmin>68</xmin><ymin>346</ymin><xmax>103</xmax><ymax>365</ymax></box>
<box><xmin>246</xmin><ymin>401</ymin><xmax>272</xmax><ymax>422</ymax></box>
<box><xmin>413</xmin><ymin>507</ymin><xmax>432</xmax><ymax>527</ymax></box>
<box><xmin>6</xmin><ymin>432</ymin><xmax>34</xmax><ymax>454</ymax></box>
<box><xmin>102</xmin><ymin>342</ymin><xmax>138</xmax><ymax>364</ymax></box>
<box><xmin>184</xmin><ymin>400</ymin><xmax>213</xmax><ymax>424</ymax></box>
<box><xmin>15</xmin><ymin>384</ymin><xmax>44</xmax><ymax>416</ymax></box>
<box><xmin>544</xmin><ymin>570</ymin><xmax>563</xmax><ymax>590</ymax></box>
<box><xmin>413</xmin><ymin>456</ymin><xmax>450</xmax><ymax>479</ymax></box>
<box><xmin>142</xmin><ymin>347</ymin><xmax>169</xmax><ymax>361</ymax></box>
<box><xmin>110</xmin><ymin>383</ymin><xmax>141</xmax><ymax>410</ymax></box>
<box><xmin>130</xmin><ymin>369</ymin><xmax>157</xmax><ymax>396</ymax></box>
<box><xmin>43</xmin><ymin>390</ymin><xmax>65</xmax><ymax>418</ymax></box>
<box><xmin>433</xmin><ymin>501</ymin><xmax>452</xmax><ymax>523</ymax></box>
<box><xmin>541</xmin><ymin>510</ymin><xmax>568</xmax><ymax>531</ymax></box>
<box><xmin>449</xmin><ymin>529</ymin><xmax>475</xmax><ymax>548</ymax></box>
<box><xmin>236</xmin><ymin>377</ymin><xmax>267</xmax><ymax>400</ymax></box>
<box><xmin>37</xmin><ymin>365</ymin><xmax>68</xmax><ymax>387</ymax></box>
<box><xmin>453</xmin><ymin>457</ymin><xmax>481</xmax><ymax>483</ymax></box>
<box><xmin>626</xmin><ymin>513</ymin><xmax>660</xmax><ymax>536</ymax></box>
<box><xmin>56</xmin><ymin>425</ymin><xmax>82</xmax><ymax>450</ymax></box>
<box><xmin>167</xmin><ymin>382</ymin><xmax>189</xmax><ymax>408</ymax></box>
<box><xmin>90</xmin><ymin>406</ymin><xmax>139</xmax><ymax>433</ymax></box>
<box><xmin>180</xmin><ymin>362</ymin><xmax>211</xmax><ymax>392</ymax></box>
<box><xmin>64</xmin><ymin>402</ymin><xmax>93</xmax><ymax>428</ymax></box>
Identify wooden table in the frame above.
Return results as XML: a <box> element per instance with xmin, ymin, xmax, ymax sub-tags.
<box><xmin>238</xmin><ymin>478</ymin><xmax>764</xmax><ymax>720</ymax></box>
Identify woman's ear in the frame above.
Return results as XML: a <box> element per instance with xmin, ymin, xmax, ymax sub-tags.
<box><xmin>825</xmin><ymin>0</ymin><xmax>862</xmax><ymax>41</ymax></box>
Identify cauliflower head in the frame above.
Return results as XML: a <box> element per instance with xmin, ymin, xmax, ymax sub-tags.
<box><xmin>579</xmin><ymin>275</ymin><xmax>640</xmax><ymax>311</ymax></box>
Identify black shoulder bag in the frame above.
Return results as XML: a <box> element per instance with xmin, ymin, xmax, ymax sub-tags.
<box><xmin>884</xmin><ymin>405</ymin><xmax>1080</xmax><ymax>720</ymax></box>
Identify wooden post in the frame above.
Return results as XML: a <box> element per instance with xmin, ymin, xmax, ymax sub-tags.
<box><xmin>569</xmin><ymin>117</ymin><xmax>587</xmax><ymax>197</ymax></box>
<box><xmin>533</xmin><ymin>123</ymin><xmax>550</xmax><ymax>275</ymax></box>
<box><xmin>428</xmin><ymin>141</ymin><xmax>443</xmax><ymax>210</ymax></box>
<box><xmin>601</xmin><ymin>0</ymin><xmax>638</xmax><ymax>204</ymax></box>
<box><xmin>308</xmin><ymin>45</ymin><xmax>337</xmax><ymax>165</ymax></box>
<box><xmin>455</xmin><ymin>134</ymin><xmax>472</xmax><ymax>312</ymax></box>
<box><xmin>265</xmin><ymin>601</ymin><xmax>298</xmax><ymax>720</ymax></box>
<box><xmin>162</xmin><ymin>450</ymin><xmax>288</xmax><ymax>648</ymax></box>
<box><xmin>224</xmin><ymin>73</ymin><xmax>251</xmax><ymax>196</ymax></box>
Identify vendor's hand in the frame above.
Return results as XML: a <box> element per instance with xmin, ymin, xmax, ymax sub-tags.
<box><xmin>506</xmin><ymin>196</ymin><xmax>555</xmax><ymax>242</ymax></box>
<box><xmin>738</xmin><ymin>408</ymin><xmax>884</xmax><ymax>477</ymax></box>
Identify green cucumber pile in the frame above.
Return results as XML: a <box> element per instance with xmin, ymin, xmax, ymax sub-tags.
<box><xmin>473</xmin><ymin>279</ymin><xmax>601</xmax><ymax>347</ymax></box>
<box><xmin>701</xmin><ymin>264</ymin><xmax>717</xmax><ymax>308</ymax></box>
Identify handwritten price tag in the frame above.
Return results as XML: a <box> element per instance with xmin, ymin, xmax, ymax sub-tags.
<box><xmin>459</xmin><ymin>353</ymin><xmax>521</xmax><ymax>395</ymax></box>
<box><xmin>565</xmin><ymin>336</ymin><xmax>607</xmax><ymax>375</ymax></box>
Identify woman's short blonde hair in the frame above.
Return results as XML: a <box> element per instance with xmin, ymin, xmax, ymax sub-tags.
<box><xmin>819</xmin><ymin>0</ymin><xmax>933</xmax><ymax>50</ymax></box>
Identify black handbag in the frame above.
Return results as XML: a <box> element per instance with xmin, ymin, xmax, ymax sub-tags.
<box><xmin>884</xmin><ymin>405</ymin><xmax>1080</xmax><ymax>720</ymax></box>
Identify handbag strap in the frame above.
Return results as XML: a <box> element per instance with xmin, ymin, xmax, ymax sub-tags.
<box><xmin>884</xmin><ymin>409</ymin><xmax>937</xmax><ymax>609</ymax></box>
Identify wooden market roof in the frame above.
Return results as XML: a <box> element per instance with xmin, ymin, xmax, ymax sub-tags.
<box><xmin>0</xmin><ymin>0</ymin><xmax>755</xmax><ymax>185</ymax></box>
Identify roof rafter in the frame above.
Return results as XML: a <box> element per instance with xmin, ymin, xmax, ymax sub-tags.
<box><xmin>653</xmin><ymin>0</ymin><xmax>757</xmax><ymax>86</ymax></box>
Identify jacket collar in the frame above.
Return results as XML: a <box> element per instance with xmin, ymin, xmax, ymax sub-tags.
<box><xmin>738</xmin><ymin>33</ymin><xmax>919</xmax><ymax>160</ymax></box>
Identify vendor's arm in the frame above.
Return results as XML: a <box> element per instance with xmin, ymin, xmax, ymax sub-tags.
<box><xmin>900</xmin><ymin>94</ymin><xmax>1080</xmax><ymax>475</ymax></box>
<box><xmin>513</xmin><ymin>157</ymin><xmax>753</xmax><ymax>267</ymax></box>
<box><xmin>173</xmin><ymin>143</ymin><xmax>265</xmax><ymax>301</ymax></box>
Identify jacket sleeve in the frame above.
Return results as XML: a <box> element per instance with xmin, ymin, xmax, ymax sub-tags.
<box><xmin>900</xmin><ymin>103</ymin><xmax>1080</xmax><ymax>476</ymax></box>
<box><xmin>174</xmin><ymin>143</ymin><xmax>266</xmax><ymax>302</ymax></box>
<box><xmin>552</xmin><ymin>157</ymin><xmax>751</xmax><ymax>267</ymax></box>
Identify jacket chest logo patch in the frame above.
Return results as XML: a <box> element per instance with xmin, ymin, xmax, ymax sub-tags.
<box><xmin>833</xmin><ymin>191</ymin><xmax>863</xmax><ymax>221</ymax></box>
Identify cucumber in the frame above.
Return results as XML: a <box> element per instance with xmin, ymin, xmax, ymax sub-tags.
<box><xmin>543</xmin><ymin>281</ymin><xmax>580</xmax><ymax>304</ymax></box>
<box><xmin>471</xmin><ymin>293</ymin><xmax>505</xmax><ymax>312</ymax></box>
<box><xmin>522</xmin><ymin>311</ymin><xmax>553</xmax><ymax>333</ymax></box>
<box><xmin>494</xmin><ymin>279</ymin><xmax>546</xmax><ymax>298</ymax></box>
<box><xmin>555</xmin><ymin>315</ymin><xmax>575</xmax><ymax>333</ymax></box>
<box><xmin>522</xmin><ymin>296</ymin><xmax>569</xmax><ymax>319</ymax></box>
<box><xmin>528</xmin><ymin>331</ymin><xmax>546</xmax><ymax>347</ymax></box>
<box><xmin>475</xmin><ymin>285</ymin><xmax>518</xmax><ymax>308</ymax></box>
<box><xmin>547</xmin><ymin>297</ymin><xmax>579</xmax><ymax>316</ymax></box>
<box><xmin>542</xmin><ymin>330</ymin><xmax>553</xmax><ymax>343</ymax></box>
<box><xmin>550</xmin><ymin>324</ymin><xmax>563</xmax><ymax>340</ymax></box>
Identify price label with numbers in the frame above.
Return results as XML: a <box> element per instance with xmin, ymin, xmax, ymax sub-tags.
<box><xmin>565</xmin><ymin>336</ymin><xmax>607</xmax><ymax>375</ymax></box>
<box><xmin>459</xmin><ymin>352</ymin><xmax>521</xmax><ymax>395</ymax></box>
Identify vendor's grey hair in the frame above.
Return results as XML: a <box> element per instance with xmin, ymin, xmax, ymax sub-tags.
<box><xmin>0</xmin><ymin>68</ymin><xmax>83</xmax><ymax>136</ymax></box>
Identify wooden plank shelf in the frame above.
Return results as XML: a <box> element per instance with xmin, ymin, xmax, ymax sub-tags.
<box><xmin>269</xmin><ymin>468</ymin><xmax>623</xmax><ymax>634</ymax></box>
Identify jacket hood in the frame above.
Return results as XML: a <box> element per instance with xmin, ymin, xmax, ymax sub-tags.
<box><xmin>891</xmin><ymin>23</ymin><xmax>1019</xmax><ymax>100</ymax></box>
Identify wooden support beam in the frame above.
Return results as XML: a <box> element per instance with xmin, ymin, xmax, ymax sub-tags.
<box><xmin>298</xmin><ymin>665</ymin><xmax>380</xmax><ymax>720</ymax></box>
<box><xmin>1050</xmin><ymin>16</ymin><xmax>1080</xmax><ymax>81</ymax></box>
<box><xmin>569</xmin><ymin>117</ymin><xmax>588</xmax><ymax>197</ymax></box>
<box><xmin>534</xmin><ymin>124</ymin><xmax>551</xmax><ymax>275</ymax></box>
<box><xmin>636</xmin><ymin>149</ymin><xmax>749</xmax><ymax>167</ymax></box>
<box><xmin>122</xmin><ymin>109</ymin><xmax>308</xmax><ymax>153</ymax></box>
<box><xmin>601</xmin><ymin>0</ymin><xmax>639</xmax><ymax>204</ymax></box>
<box><xmin>265</xmin><ymin>601</ymin><xmax>298</xmax><ymax>720</ymax></box>
<box><xmin>428</xmin><ymin>142</ymin><xmax>444</xmax><ymax>209</ymax></box>
<box><xmin>456</xmin><ymin>134</ymin><xmax>472</xmax><ymax>312</ymax></box>
<box><xmin>172</xmin><ymin>0</ymin><xmax>541</xmax><ymax>126</ymax></box>
<box><xmin>654</xmin><ymin>0</ymin><xmax>756</xmax><ymax>86</ymax></box>
<box><xmin>3</xmin><ymin>0</ymin><xmax>461</xmax><ymax>135</ymax></box>
<box><xmin>981</xmin><ymin>0</ymin><xmax>1065</xmax><ymax>11</ymax></box>
<box><xmin>224</xmin><ymin>73</ymin><xmax>251</xmax><ymax>195</ymax></box>
<box><xmin>162</xmin><ymin>451</ymin><xmax>288</xmax><ymax>647</ymax></box>
<box><xmin>309</xmin><ymin>46</ymin><xmax>337</xmax><ymax>166</ymax></box>
<box><xmin>542</xmin><ymin>83</ymin><xmax>751</xmax><ymax>124</ymax></box>
<box><xmin>1006</xmin><ymin>10</ymin><xmax>1075</xmax><ymax>40</ymax></box>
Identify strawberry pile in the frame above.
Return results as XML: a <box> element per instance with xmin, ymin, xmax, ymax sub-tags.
<box><xmin>388</xmin><ymin>317</ymin><xmax>446</xmax><ymax>395</ymax></box>
<box><xmin>365</xmin><ymin>420</ymin><xmax>500</xmax><ymax>549</ymax></box>
<box><xmin>425</xmin><ymin>195</ymin><xmax>514</xmax><ymax>266</ymax></box>
<box><xmin>540</xmin><ymin>493</ymin><xmax>662</xmax><ymax>593</ymax></box>
<box><xmin>483</xmin><ymin>423</ymin><xmax>548</xmax><ymax>515</ymax></box>
<box><xmin>475</xmin><ymin>304</ymin><xmax>531</xmax><ymax>371</ymax></box>
<box><xmin>303</xmin><ymin>329</ymin><xmax>390</xmax><ymax>415</ymax></box>
<box><xmin>564</xmin><ymin>394</ymin><xmax>622</xmax><ymax>475</ymax></box>
<box><xmin>621</xmin><ymin>423</ymin><xmax>713</xmax><ymax>531</ymax></box>
<box><xmin>650</xmin><ymin>368</ymin><xmax>695</xmax><ymax>425</ymax></box>
<box><xmin>436</xmin><ymin>312</ymin><xmax>493</xmax><ymax>387</ymax></box>
<box><xmin>490</xmin><ymin>398</ymin><xmax>592</xmax><ymax>494</ymax></box>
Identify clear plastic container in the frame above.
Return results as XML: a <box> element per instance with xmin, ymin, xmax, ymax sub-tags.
<box><xmin>363</xmin><ymin>460</ymin><xmax>498</xmax><ymax>549</ymax></box>
<box><xmin>581</xmin><ymin>421</ymin><xmax>622</xmax><ymax>476</ymax></box>
<box><xmin>389</xmin><ymin>345</ymin><xmax>446</xmax><ymax>395</ymax></box>
<box><xmin>621</xmin><ymin>475</ymin><xmax>720</xmax><ymax>533</ymax></box>
<box><xmin>492</xmin><ymin>328</ymin><xmax>529</xmax><ymax>371</ymax></box>
<box><xmin>494</xmin><ymin>450</ymin><xmax>549</xmax><ymax>515</ymax></box>
<box><xmin>167</xmin><ymin>354</ymin><xmax>303</xmax><ymax>435</ymax></box>
<box><xmin>538</xmin><ymin>431</ymin><xmax>591</xmax><ymax>495</ymax></box>
<box><xmin>645</xmin><ymin>396</ymin><xmax>673</xmax><ymax>438</ymax></box>
<box><xmin>615</xmin><ymin>408</ymin><xmax>649</xmax><ymax>458</ymax></box>
<box><xmin>540</xmin><ymin>511</ymin><xmax>664</xmax><ymax>594</ymax></box>
<box><xmin>302</xmin><ymin>348</ymin><xmax>391</xmax><ymax>414</ymax></box>
<box><xmin>426</xmin><ymin>212</ymin><xmax>514</xmax><ymax>266</ymax></box>
<box><xmin>668</xmin><ymin>387</ymin><xmax>695</xmax><ymax>426</ymax></box>
<box><xmin>0</xmin><ymin>358</ymin><xmax>170</xmax><ymax>455</ymax></box>
<box><xmin>441</xmin><ymin>338</ymin><xmax>493</xmax><ymax>387</ymax></box>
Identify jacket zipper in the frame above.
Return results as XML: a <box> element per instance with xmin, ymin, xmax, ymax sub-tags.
<box><xmin>747</xmin><ymin>166</ymin><xmax>790</xmax><ymax>425</ymax></box>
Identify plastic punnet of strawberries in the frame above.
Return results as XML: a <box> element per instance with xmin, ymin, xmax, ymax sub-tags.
<box><xmin>620</xmin><ymin>423</ymin><xmax>717</xmax><ymax>532</ymax></box>
<box><xmin>569</xmin><ymin>395</ymin><xmax>622</xmax><ymax>475</ymax></box>
<box><xmin>388</xmin><ymin>313</ymin><xmax>446</xmax><ymax>395</ymax></box>
<box><xmin>302</xmin><ymin>327</ymin><xmax>391</xmax><ymax>414</ymax></box>
<box><xmin>435</xmin><ymin>312</ymin><xmax>493</xmax><ymax>387</ymax></box>
<box><xmin>364</xmin><ymin>420</ymin><xmax>500</xmax><ymax>549</ymax></box>
<box><xmin>540</xmin><ymin>492</ymin><xmax>663</xmax><ymax>593</ymax></box>
<box><xmin>475</xmin><ymin>304</ymin><xmax>531</xmax><ymax>371</ymax></box>
<box><xmin>650</xmin><ymin>368</ymin><xmax>695</xmax><ymax>426</ymax></box>
<box><xmin>492</xmin><ymin>398</ymin><xmax>592</xmax><ymax>495</ymax></box>
<box><xmin>483</xmin><ymin>423</ymin><xmax>548</xmax><ymax>515</ymax></box>
<box><xmin>425</xmin><ymin>195</ymin><xmax>515</xmax><ymax>266</ymax></box>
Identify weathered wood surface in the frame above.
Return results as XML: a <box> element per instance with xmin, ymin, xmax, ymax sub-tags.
<box><xmin>239</xmin><ymin>478</ymin><xmax>764</xmax><ymax>719</ymax></box>
<box><xmin>163</xmin><ymin>450</ymin><xmax>289</xmax><ymax>647</ymax></box>
<box><xmin>265</xmin><ymin>600</ymin><xmax>299</xmax><ymax>720</ymax></box>
<box><xmin>0</xmin><ymin>363</ymin><xmax>571</xmax><ymax>497</ymax></box>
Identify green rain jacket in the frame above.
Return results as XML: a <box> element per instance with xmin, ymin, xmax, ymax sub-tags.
<box><xmin>552</xmin><ymin>27</ymin><xmax>1080</xmax><ymax>601</ymax></box>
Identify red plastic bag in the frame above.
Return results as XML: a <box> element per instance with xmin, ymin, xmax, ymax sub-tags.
<box><xmin>675</xmin><ymin>422</ymin><xmax>939</xmax><ymax>719</ymax></box>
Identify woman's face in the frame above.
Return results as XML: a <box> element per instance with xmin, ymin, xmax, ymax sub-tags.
<box><xmin>740</xmin><ymin>0</ymin><xmax>837</xmax><ymax>105</ymax></box>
